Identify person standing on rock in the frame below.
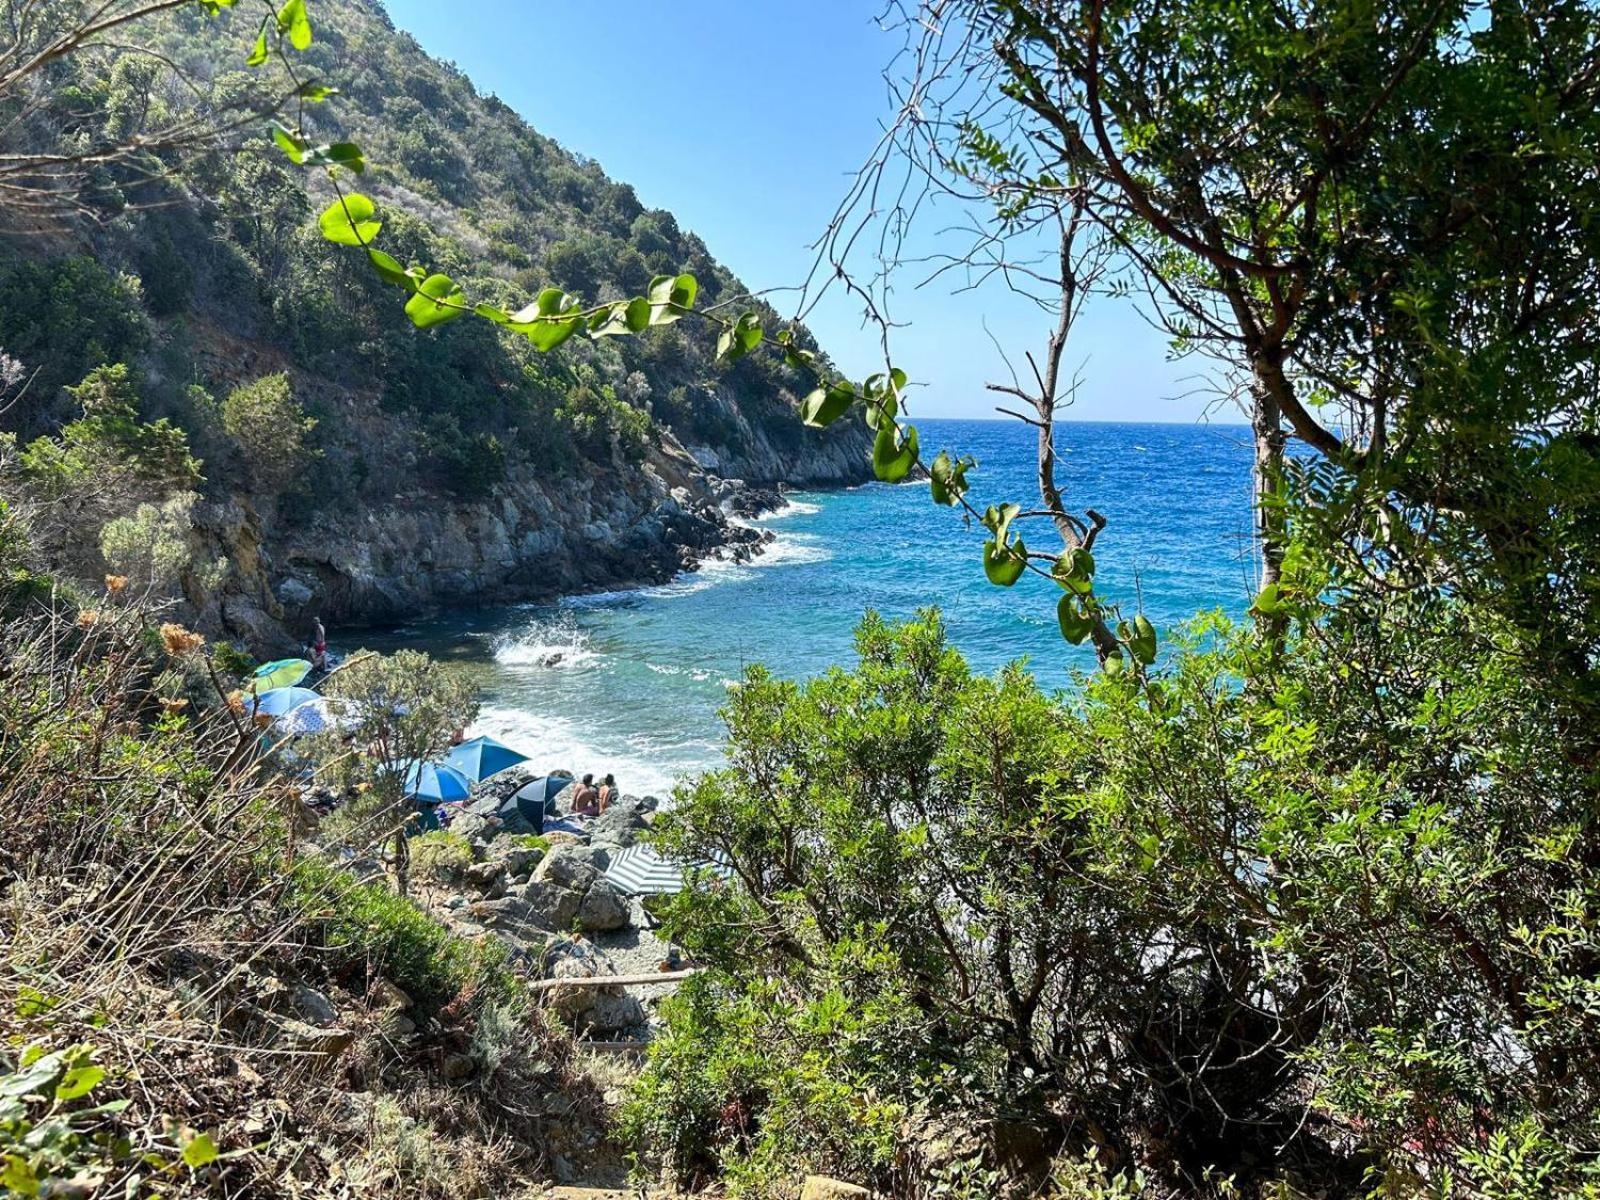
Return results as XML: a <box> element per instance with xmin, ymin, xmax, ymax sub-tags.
<box><xmin>310</xmin><ymin>616</ymin><xmax>328</xmax><ymax>671</ymax></box>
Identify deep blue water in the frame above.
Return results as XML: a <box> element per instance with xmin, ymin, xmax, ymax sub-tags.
<box><xmin>371</xmin><ymin>419</ymin><xmax>1261</xmax><ymax>797</ymax></box>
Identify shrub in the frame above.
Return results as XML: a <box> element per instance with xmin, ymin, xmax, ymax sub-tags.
<box><xmin>0</xmin><ymin>257</ymin><xmax>148</xmax><ymax>423</ymax></box>
<box><xmin>288</xmin><ymin>858</ymin><xmax>517</xmax><ymax>1014</ymax></box>
<box><xmin>98</xmin><ymin>492</ymin><xmax>201</xmax><ymax>592</ymax></box>
<box><xmin>411</xmin><ymin>830</ymin><xmax>476</xmax><ymax>882</ymax></box>
<box><xmin>220</xmin><ymin>372</ymin><xmax>317</xmax><ymax>494</ymax></box>
<box><xmin>633</xmin><ymin>607</ymin><xmax>1600</xmax><ymax>1198</ymax></box>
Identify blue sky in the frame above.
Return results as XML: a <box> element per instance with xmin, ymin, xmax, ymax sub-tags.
<box><xmin>384</xmin><ymin>1</ymin><xmax>1216</xmax><ymax>423</ymax></box>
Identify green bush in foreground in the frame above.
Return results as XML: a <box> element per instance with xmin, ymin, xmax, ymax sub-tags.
<box><xmin>288</xmin><ymin>858</ymin><xmax>518</xmax><ymax>1014</ymax></box>
<box><xmin>632</xmin><ymin>605</ymin><xmax>1600</xmax><ymax>1199</ymax></box>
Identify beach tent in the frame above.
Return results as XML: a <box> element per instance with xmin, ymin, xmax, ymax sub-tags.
<box><xmin>463</xmin><ymin>774</ymin><xmax>572</xmax><ymax>834</ymax></box>
<box><xmin>249</xmin><ymin>686</ymin><xmax>320</xmax><ymax>719</ymax></box>
<box><xmin>276</xmin><ymin>696</ymin><xmax>361</xmax><ymax>737</ymax></box>
<box><xmin>446</xmin><ymin>735</ymin><xmax>528</xmax><ymax>782</ymax></box>
<box><xmin>603</xmin><ymin>844</ymin><xmax>736</xmax><ymax>897</ymax></box>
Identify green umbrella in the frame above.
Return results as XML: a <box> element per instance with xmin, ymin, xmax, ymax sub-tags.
<box><xmin>250</xmin><ymin>658</ymin><xmax>312</xmax><ymax>693</ymax></box>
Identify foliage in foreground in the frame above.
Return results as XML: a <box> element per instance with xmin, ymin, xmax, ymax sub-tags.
<box><xmin>0</xmin><ymin>552</ymin><xmax>591</xmax><ymax>1198</ymax></box>
<box><xmin>630</xmin><ymin>608</ymin><xmax>1600</xmax><ymax>1199</ymax></box>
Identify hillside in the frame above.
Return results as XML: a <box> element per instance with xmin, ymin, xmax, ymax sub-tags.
<box><xmin>0</xmin><ymin>0</ymin><xmax>870</xmax><ymax>650</ymax></box>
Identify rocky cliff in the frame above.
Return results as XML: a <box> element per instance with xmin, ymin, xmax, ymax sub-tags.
<box><xmin>0</xmin><ymin>0</ymin><xmax>874</xmax><ymax>651</ymax></box>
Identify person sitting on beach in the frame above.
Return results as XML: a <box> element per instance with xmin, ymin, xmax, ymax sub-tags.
<box><xmin>571</xmin><ymin>773</ymin><xmax>600</xmax><ymax>817</ymax></box>
<box><xmin>596</xmin><ymin>773</ymin><xmax>618</xmax><ymax>813</ymax></box>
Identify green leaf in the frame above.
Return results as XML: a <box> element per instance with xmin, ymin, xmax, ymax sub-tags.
<box><xmin>182</xmin><ymin>1132</ymin><xmax>221</xmax><ymax>1169</ymax></box>
<box><xmin>1057</xmin><ymin>594</ymin><xmax>1094</xmax><ymax>644</ymax></box>
<box><xmin>1</xmin><ymin>1052</ymin><xmax>60</xmax><ymax>1098</ymax></box>
<box><xmin>800</xmin><ymin>382</ymin><xmax>854</xmax><ymax>428</ymax></box>
<box><xmin>270</xmin><ymin>122</ymin><xmax>307</xmax><ymax>163</ymax></box>
<box><xmin>717</xmin><ymin>312</ymin><xmax>762</xmax><ymax>362</ymax></box>
<box><xmin>1252</xmin><ymin>582</ymin><xmax>1281</xmax><ymax>615</ymax></box>
<box><xmin>198</xmin><ymin>0</ymin><xmax>240</xmax><ymax>14</ymax></box>
<box><xmin>863</xmin><ymin>389</ymin><xmax>898</xmax><ymax>431</ymax></box>
<box><xmin>929</xmin><ymin>451</ymin><xmax>973</xmax><ymax>506</ymax></box>
<box><xmin>303</xmin><ymin>142</ymin><xmax>364</xmax><ymax>173</ymax></box>
<box><xmin>296</xmin><ymin>81</ymin><xmax>338</xmax><ymax>102</ymax></box>
<box><xmin>276</xmin><ymin>0</ymin><xmax>311</xmax><ymax>50</ymax></box>
<box><xmin>1053</xmin><ymin>547</ymin><xmax>1095</xmax><ymax>594</ymax></box>
<box><xmin>646</xmin><ymin>274</ymin><xmax>682</xmax><ymax>325</ymax></box>
<box><xmin>525</xmin><ymin>316</ymin><xmax>583</xmax><ymax>352</ymax></box>
<box><xmin>1129</xmin><ymin>614</ymin><xmax>1157</xmax><ymax>664</ymax></box>
<box><xmin>872</xmin><ymin>421</ymin><xmax>918</xmax><ymax>482</ymax></box>
<box><xmin>983</xmin><ymin>538</ymin><xmax>1027</xmax><ymax>586</ymax></box>
<box><xmin>317</xmin><ymin>194</ymin><xmax>380</xmax><ymax>246</ymax></box>
<box><xmin>54</xmin><ymin>1065</ymin><xmax>105</xmax><ymax>1102</ymax></box>
<box><xmin>624</xmin><ymin>295</ymin><xmax>652</xmax><ymax>333</ymax></box>
<box><xmin>246</xmin><ymin>26</ymin><xmax>269</xmax><ymax>67</ymax></box>
<box><xmin>366</xmin><ymin>248</ymin><xmax>413</xmax><ymax>289</ymax></box>
<box><xmin>1</xmin><ymin>1156</ymin><xmax>39</xmax><ymax>1196</ymax></box>
<box><xmin>981</xmin><ymin>502</ymin><xmax>1021</xmax><ymax>545</ymax></box>
<box><xmin>669</xmin><ymin>273</ymin><xmax>698</xmax><ymax>309</ymax></box>
<box><xmin>404</xmin><ymin>274</ymin><xmax>467</xmax><ymax>329</ymax></box>
<box><xmin>1102</xmin><ymin>649</ymin><xmax>1127</xmax><ymax>676</ymax></box>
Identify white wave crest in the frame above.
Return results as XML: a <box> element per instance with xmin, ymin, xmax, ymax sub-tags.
<box><xmin>492</xmin><ymin>617</ymin><xmax>598</xmax><ymax>669</ymax></box>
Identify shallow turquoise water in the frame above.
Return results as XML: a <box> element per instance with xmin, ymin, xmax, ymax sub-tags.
<box><xmin>365</xmin><ymin>419</ymin><xmax>1260</xmax><ymax>797</ymax></box>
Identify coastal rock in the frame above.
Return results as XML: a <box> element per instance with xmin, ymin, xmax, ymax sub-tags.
<box><xmin>533</xmin><ymin>847</ymin><xmax>599</xmax><ymax>893</ymax></box>
<box><xmin>590</xmin><ymin>802</ymin><xmax>650</xmax><ymax>850</ymax></box>
<box><xmin>523</xmin><ymin>880</ymin><xmax>581</xmax><ymax>930</ymax></box>
<box><xmin>801</xmin><ymin>1178</ymin><xmax>874</xmax><ymax>1200</ymax></box>
<box><xmin>576</xmin><ymin>879</ymin><xmax>630</xmax><ymax>932</ymax></box>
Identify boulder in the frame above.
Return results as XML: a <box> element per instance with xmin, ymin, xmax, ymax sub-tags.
<box><xmin>523</xmin><ymin>880</ymin><xmax>581</xmax><ymax>930</ymax></box>
<box><xmin>462</xmin><ymin>860</ymin><xmax>506</xmax><ymax>897</ymax></box>
<box><xmin>483</xmin><ymin>839</ymin><xmax>543</xmax><ymax>877</ymax></box>
<box><xmin>533</xmin><ymin>847</ymin><xmax>599</xmax><ymax>893</ymax></box>
<box><xmin>800</xmin><ymin>1178</ymin><xmax>874</xmax><ymax>1200</ymax></box>
<box><xmin>271</xmin><ymin>1016</ymin><xmax>354</xmax><ymax>1061</ymax></box>
<box><xmin>292</xmin><ymin>985</ymin><xmax>338</xmax><ymax>1026</ymax></box>
<box><xmin>576</xmin><ymin>878</ymin><xmax>630</xmax><ymax>932</ymax></box>
<box><xmin>577</xmin><ymin>990</ymin><xmax>645</xmax><ymax>1035</ymax></box>
<box><xmin>448</xmin><ymin>810</ymin><xmax>498</xmax><ymax>842</ymax></box>
<box><xmin>589</xmin><ymin>802</ymin><xmax>650</xmax><ymax>850</ymax></box>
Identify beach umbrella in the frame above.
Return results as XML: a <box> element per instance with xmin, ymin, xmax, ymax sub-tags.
<box><xmin>445</xmin><ymin>735</ymin><xmax>529</xmax><ymax>782</ymax></box>
<box><xmin>399</xmin><ymin>761</ymin><xmax>473</xmax><ymax>803</ymax></box>
<box><xmin>603</xmin><ymin>844</ymin><xmax>735</xmax><ymax>897</ymax></box>
<box><xmin>277</xmin><ymin>696</ymin><xmax>361</xmax><ymax>737</ymax></box>
<box><xmin>249</xmin><ymin>658</ymin><xmax>311</xmax><ymax>693</ymax></box>
<box><xmin>249</xmin><ymin>686</ymin><xmax>320</xmax><ymax>719</ymax></box>
<box><xmin>511</xmin><ymin>774</ymin><xmax>572</xmax><ymax>817</ymax></box>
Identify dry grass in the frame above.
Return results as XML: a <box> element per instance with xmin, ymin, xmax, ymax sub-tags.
<box><xmin>0</xmin><ymin>589</ymin><xmax>606</xmax><ymax>1197</ymax></box>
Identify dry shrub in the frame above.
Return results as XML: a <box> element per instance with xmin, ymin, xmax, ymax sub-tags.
<box><xmin>0</xmin><ymin>591</ymin><xmax>602</xmax><ymax>1198</ymax></box>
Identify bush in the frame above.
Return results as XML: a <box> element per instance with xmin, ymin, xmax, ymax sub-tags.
<box><xmin>0</xmin><ymin>257</ymin><xmax>148</xmax><ymax>425</ymax></box>
<box><xmin>220</xmin><ymin>372</ymin><xmax>317</xmax><ymax>494</ymax></box>
<box><xmin>411</xmin><ymin>830</ymin><xmax>476</xmax><ymax>882</ymax></box>
<box><xmin>287</xmin><ymin>859</ymin><xmax>518</xmax><ymax>1014</ymax></box>
<box><xmin>633</xmin><ymin>607</ymin><xmax>1600</xmax><ymax>1198</ymax></box>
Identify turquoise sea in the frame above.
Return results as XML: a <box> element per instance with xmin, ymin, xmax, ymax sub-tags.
<box><xmin>367</xmin><ymin>419</ymin><xmax>1261</xmax><ymax>798</ymax></box>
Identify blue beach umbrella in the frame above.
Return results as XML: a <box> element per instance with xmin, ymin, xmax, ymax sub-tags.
<box><xmin>445</xmin><ymin>735</ymin><xmax>529</xmax><ymax>782</ymax></box>
<box><xmin>398</xmin><ymin>761</ymin><xmax>473</xmax><ymax>803</ymax></box>
<box><xmin>250</xmin><ymin>686</ymin><xmax>320</xmax><ymax>719</ymax></box>
<box><xmin>249</xmin><ymin>658</ymin><xmax>312</xmax><ymax>693</ymax></box>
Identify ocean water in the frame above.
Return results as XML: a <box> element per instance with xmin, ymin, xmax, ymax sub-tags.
<box><xmin>359</xmin><ymin>419</ymin><xmax>1261</xmax><ymax>798</ymax></box>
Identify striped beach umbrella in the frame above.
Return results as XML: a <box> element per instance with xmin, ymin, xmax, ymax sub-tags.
<box><xmin>603</xmin><ymin>844</ymin><xmax>735</xmax><ymax>897</ymax></box>
<box><xmin>249</xmin><ymin>658</ymin><xmax>312</xmax><ymax>693</ymax></box>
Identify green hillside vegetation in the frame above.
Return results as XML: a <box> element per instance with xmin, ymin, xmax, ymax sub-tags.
<box><xmin>0</xmin><ymin>0</ymin><xmax>842</xmax><ymax>524</ymax></box>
